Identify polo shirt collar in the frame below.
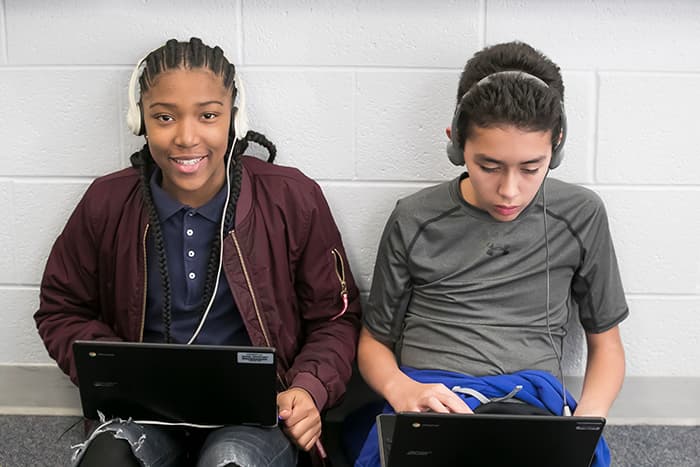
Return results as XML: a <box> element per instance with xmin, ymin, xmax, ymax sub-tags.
<box><xmin>149</xmin><ymin>168</ymin><xmax>227</xmax><ymax>223</ymax></box>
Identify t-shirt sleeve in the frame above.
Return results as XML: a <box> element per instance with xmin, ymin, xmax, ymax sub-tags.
<box><xmin>363</xmin><ymin>203</ymin><xmax>413</xmax><ymax>347</ymax></box>
<box><xmin>571</xmin><ymin>197</ymin><xmax>629</xmax><ymax>333</ymax></box>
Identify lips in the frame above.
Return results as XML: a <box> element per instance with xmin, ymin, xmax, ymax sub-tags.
<box><xmin>169</xmin><ymin>155</ymin><xmax>208</xmax><ymax>174</ymax></box>
<box><xmin>172</xmin><ymin>157</ymin><xmax>204</xmax><ymax>166</ymax></box>
<box><xmin>494</xmin><ymin>205</ymin><xmax>520</xmax><ymax>217</ymax></box>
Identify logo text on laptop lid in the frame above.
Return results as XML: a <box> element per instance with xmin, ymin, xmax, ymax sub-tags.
<box><xmin>238</xmin><ymin>351</ymin><xmax>274</xmax><ymax>364</ymax></box>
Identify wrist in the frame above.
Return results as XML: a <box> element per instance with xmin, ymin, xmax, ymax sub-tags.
<box><xmin>381</xmin><ymin>371</ymin><xmax>413</xmax><ymax>408</ymax></box>
<box><xmin>288</xmin><ymin>371</ymin><xmax>326</xmax><ymax>410</ymax></box>
<box><xmin>574</xmin><ymin>400</ymin><xmax>610</xmax><ymax>418</ymax></box>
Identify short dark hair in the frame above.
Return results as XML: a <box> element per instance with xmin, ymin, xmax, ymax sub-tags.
<box><xmin>454</xmin><ymin>41</ymin><xmax>564</xmax><ymax>150</ymax></box>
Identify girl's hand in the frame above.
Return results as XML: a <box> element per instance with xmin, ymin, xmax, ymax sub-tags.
<box><xmin>277</xmin><ymin>387</ymin><xmax>322</xmax><ymax>451</ymax></box>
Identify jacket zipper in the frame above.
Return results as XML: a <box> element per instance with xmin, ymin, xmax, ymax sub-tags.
<box><xmin>330</xmin><ymin>248</ymin><xmax>349</xmax><ymax>320</ymax></box>
<box><xmin>139</xmin><ymin>223</ymin><xmax>149</xmax><ymax>342</ymax></box>
<box><xmin>230</xmin><ymin>230</ymin><xmax>286</xmax><ymax>389</ymax></box>
<box><xmin>232</xmin><ymin>231</ymin><xmax>330</xmax><ymax>461</ymax></box>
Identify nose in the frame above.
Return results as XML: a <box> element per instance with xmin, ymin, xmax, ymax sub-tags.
<box><xmin>497</xmin><ymin>170</ymin><xmax>519</xmax><ymax>201</ymax></box>
<box><xmin>174</xmin><ymin>118</ymin><xmax>199</xmax><ymax>148</ymax></box>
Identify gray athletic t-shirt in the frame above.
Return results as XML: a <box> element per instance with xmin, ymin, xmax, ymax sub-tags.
<box><xmin>364</xmin><ymin>174</ymin><xmax>629</xmax><ymax>377</ymax></box>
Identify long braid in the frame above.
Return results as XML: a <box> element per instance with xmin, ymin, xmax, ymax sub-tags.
<box><xmin>224</xmin><ymin>139</ymin><xmax>246</xmax><ymax>231</ymax></box>
<box><xmin>245</xmin><ymin>130</ymin><xmax>277</xmax><ymax>164</ymax></box>
<box><xmin>133</xmin><ymin>37</ymin><xmax>279</xmax><ymax>342</ymax></box>
<box><xmin>196</xmin><ymin>130</ymin><xmax>278</xmax><ymax>317</ymax></box>
<box><xmin>133</xmin><ymin>146</ymin><xmax>173</xmax><ymax>343</ymax></box>
<box><xmin>198</xmin><ymin>139</ymin><xmax>245</xmax><ymax>314</ymax></box>
<box><xmin>187</xmin><ymin>40</ymin><xmax>247</xmax><ymax>318</ymax></box>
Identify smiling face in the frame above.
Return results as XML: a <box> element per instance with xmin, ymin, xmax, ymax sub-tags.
<box><xmin>141</xmin><ymin>67</ymin><xmax>232</xmax><ymax>208</ymax></box>
<box><xmin>460</xmin><ymin>125</ymin><xmax>552</xmax><ymax>222</ymax></box>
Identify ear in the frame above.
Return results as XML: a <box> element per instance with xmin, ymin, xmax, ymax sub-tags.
<box><xmin>445</xmin><ymin>126</ymin><xmax>452</xmax><ymax>139</ymax></box>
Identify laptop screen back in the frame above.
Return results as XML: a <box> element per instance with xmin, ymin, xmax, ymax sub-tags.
<box><xmin>377</xmin><ymin>412</ymin><xmax>605</xmax><ymax>467</ymax></box>
<box><xmin>73</xmin><ymin>341</ymin><xmax>278</xmax><ymax>426</ymax></box>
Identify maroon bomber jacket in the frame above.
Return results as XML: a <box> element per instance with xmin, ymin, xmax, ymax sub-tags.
<box><xmin>35</xmin><ymin>156</ymin><xmax>362</xmax><ymax>411</ymax></box>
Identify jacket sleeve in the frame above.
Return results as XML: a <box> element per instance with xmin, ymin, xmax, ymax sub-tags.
<box><xmin>284</xmin><ymin>182</ymin><xmax>362</xmax><ymax>411</ymax></box>
<box><xmin>34</xmin><ymin>184</ymin><xmax>122</xmax><ymax>385</ymax></box>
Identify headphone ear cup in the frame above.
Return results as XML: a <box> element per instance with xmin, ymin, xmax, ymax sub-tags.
<box><xmin>446</xmin><ymin>139</ymin><xmax>465</xmax><ymax>166</ymax></box>
<box><xmin>447</xmin><ymin>101</ymin><xmax>467</xmax><ymax>166</ymax></box>
<box><xmin>126</xmin><ymin>53</ymin><xmax>149</xmax><ymax>136</ymax></box>
<box><xmin>549</xmin><ymin>102</ymin><xmax>567</xmax><ymax>169</ymax></box>
<box><xmin>550</xmin><ymin>148</ymin><xmax>564</xmax><ymax>169</ymax></box>
<box><xmin>126</xmin><ymin>101</ymin><xmax>144</xmax><ymax>135</ymax></box>
<box><xmin>232</xmin><ymin>75</ymin><xmax>249</xmax><ymax>142</ymax></box>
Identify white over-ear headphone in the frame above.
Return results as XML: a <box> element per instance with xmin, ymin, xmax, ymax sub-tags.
<box><xmin>125</xmin><ymin>50</ymin><xmax>249</xmax><ymax>140</ymax></box>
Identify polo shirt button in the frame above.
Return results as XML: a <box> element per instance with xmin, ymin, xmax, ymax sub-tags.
<box><xmin>186</xmin><ymin>229</ymin><xmax>194</xmax><ymax>237</ymax></box>
<box><xmin>188</xmin><ymin>272</ymin><xmax>196</xmax><ymax>280</ymax></box>
<box><xmin>188</xmin><ymin>250</ymin><xmax>195</xmax><ymax>258</ymax></box>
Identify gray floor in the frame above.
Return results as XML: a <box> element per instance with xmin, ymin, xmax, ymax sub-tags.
<box><xmin>2</xmin><ymin>367</ymin><xmax>699</xmax><ymax>466</ymax></box>
<box><xmin>1</xmin><ymin>415</ymin><xmax>699</xmax><ymax>467</ymax></box>
<box><xmin>604</xmin><ymin>425</ymin><xmax>700</xmax><ymax>467</ymax></box>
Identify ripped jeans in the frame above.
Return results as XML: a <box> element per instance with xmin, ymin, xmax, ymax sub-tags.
<box><xmin>71</xmin><ymin>418</ymin><xmax>297</xmax><ymax>467</ymax></box>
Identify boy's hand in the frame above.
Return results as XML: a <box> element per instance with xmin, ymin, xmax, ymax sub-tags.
<box><xmin>277</xmin><ymin>387</ymin><xmax>322</xmax><ymax>451</ymax></box>
<box><xmin>387</xmin><ymin>379</ymin><xmax>473</xmax><ymax>414</ymax></box>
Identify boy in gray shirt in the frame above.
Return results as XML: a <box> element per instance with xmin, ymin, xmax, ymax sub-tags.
<box><xmin>359</xmin><ymin>42</ymin><xmax>628</xmax><ymax>419</ymax></box>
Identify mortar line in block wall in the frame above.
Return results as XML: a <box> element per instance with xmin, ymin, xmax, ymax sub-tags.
<box><xmin>237</xmin><ymin>0</ymin><xmax>244</xmax><ymax>64</ymax></box>
<box><xmin>1</xmin><ymin>0</ymin><xmax>8</xmax><ymax>64</ymax></box>
<box><xmin>0</xmin><ymin>176</ymin><xmax>96</xmax><ymax>183</ymax></box>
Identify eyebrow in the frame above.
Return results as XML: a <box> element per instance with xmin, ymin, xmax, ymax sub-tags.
<box><xmin>148</xmin><ymin>100</ymin><xmax>225</xmax><ymax>109</ymax></box>
<box><xmin>474</xmin><ymin>154</ymin><xmax>548</xmax><ymax>165</ymax></box>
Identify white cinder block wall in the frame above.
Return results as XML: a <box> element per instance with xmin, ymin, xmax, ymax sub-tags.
<box><xmin>1</xmin><ymin>1</ymin><xmax>699</xmax><ymax>380</ymax></box>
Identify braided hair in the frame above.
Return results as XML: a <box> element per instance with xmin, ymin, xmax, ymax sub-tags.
<box><xmin>129</xmin><ymin>37</ymin><xmax>276</xmax><ymax>342</ymax></box>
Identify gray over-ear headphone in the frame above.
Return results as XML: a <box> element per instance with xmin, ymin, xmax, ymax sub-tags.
<box><xmin>446</xmin><ymin>70</ymin><xmax>567</xmax><ymax>169</ymax></box>
<box><xmin>125</xmin><ymin>50</ymin><xmax>249</xmax><ymax>140</ymax></box>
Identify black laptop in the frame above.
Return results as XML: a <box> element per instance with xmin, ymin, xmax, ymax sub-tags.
<box><xmin>73</xmin><ymin>341</ymin><xmax>278</xmax><ymax>427</ymax></box>
<box><xmin>377</xmin><ymin>412</ymin><xmax>605</xmax><ymax>467</ymax></box>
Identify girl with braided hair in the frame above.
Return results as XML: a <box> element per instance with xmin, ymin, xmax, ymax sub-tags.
<box><xmin>35</xmin><ymin>37</ymin><xmax>361</xmax><ymax>467</ymax></box>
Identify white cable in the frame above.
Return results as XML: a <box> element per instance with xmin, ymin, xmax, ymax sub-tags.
<box><xmin>134</xmin><ymin>419</ymin><xmax>223</xmax><ymax>429</ymax></box>
<box><xmin>187</xmin><ymin>143</ymin><xmax>234</xmax><ymax>345</ymax></box>
<box><xmin>84</xmin><ymin>413</ymin><xmax>223</xmax><ymax>434</ymax></box>
<box><xmin>187</xmin><ymin>72</ymin><xmax>248</xmax><ymax>345</ymax></box>
<box><xmin>542</xmin><ymin>179</ymin><xmax>572</xmax><ymax>416</ymax></box>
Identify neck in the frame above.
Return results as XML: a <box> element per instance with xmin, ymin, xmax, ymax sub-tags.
<box><xmin>459</xmin><ymin>177</ymin><xmax>478</xmax><ymax>207</ymax></box>
<box><xmin>162</xmin><ymin>171</ymin><xmax>227</xmax><ymax>208</ymax></box>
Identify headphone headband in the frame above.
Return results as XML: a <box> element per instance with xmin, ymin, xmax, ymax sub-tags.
<box><xmin>125</xmin><ymin>46</ymin><xmax>248</xmax><ymax>140</ymax></box>
<box><xmin>446</xmin><ymin>70</ymin><xmax>567</xmax><ymax>169</ymax></box>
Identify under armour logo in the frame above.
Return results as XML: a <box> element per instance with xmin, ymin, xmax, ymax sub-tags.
<box><xmin>486</xmin><ymin>243</ymin><xmax>510</xmax><ymax>256</ymax></box>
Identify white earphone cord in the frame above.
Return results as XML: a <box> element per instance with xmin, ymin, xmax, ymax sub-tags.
<box><xmin>141</xmin><ymin>143</ymin><xmax>233</xmax><ymax>429</ymax></box>
<box><xmin>187</xmin><ymin>141</ymin><xmax>235</xmax><ymax>345</ymax></box>
<box><xmin>187</xmin><ymin>75</ymin><xmax>248</xmax><ymax>345</ymax></box>
<box><xmin>542</xmin><ymin>181</ymin><xmax>572</xmax><ymax>416</ymax></box>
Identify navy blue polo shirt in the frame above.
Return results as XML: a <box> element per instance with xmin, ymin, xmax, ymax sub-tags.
<box><xmin>142</xmin><ymin>169</ymin><xmax>250</xmax><ymax>345</ymax></box>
